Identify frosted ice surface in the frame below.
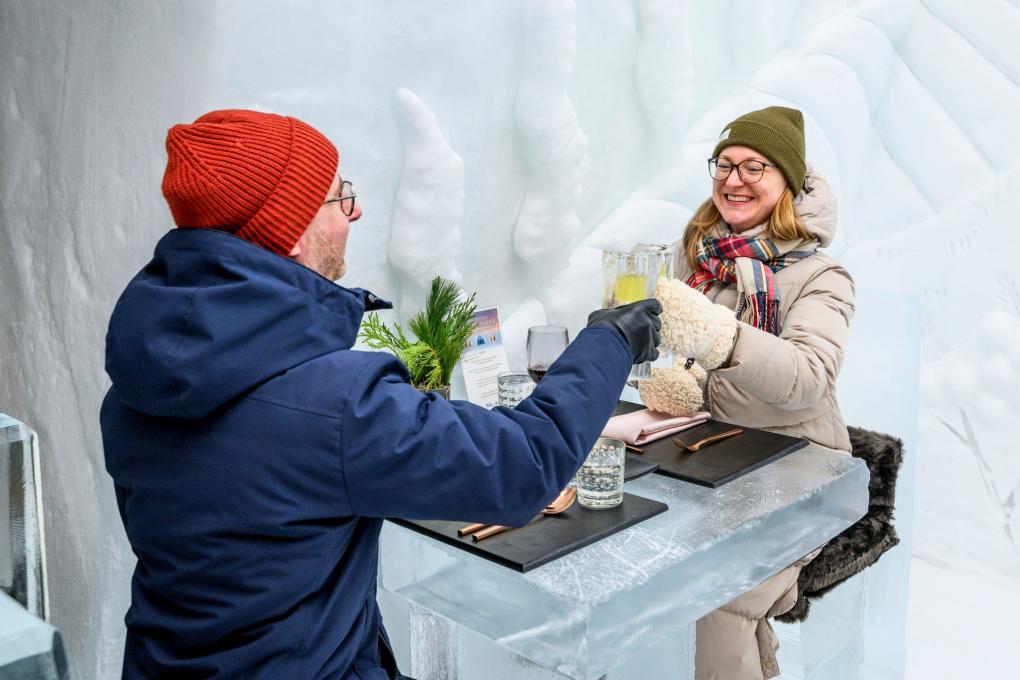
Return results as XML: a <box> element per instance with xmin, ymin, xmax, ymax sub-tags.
<box><xmin>388</xmin><ymin>88</ymin><xmax>464</xmax><ymax>315</ymax></box>
<box><xmin>0</xmin><ymin>591</ymin><xmax>66</xmax><ymax>679</ymax></box>
<box><xmin>380</xmin><ymin>446</ymin><xmax>867</xmax><ymax>677</ymax></box>
<box><xmin>3</xmin><ymin>1</ymin><xmax>1020</xmax><ymax>677</ymax></box>
<box><xmin>408</xmin><ymin>604</ymin><xmax>458</xmax><ymax>680</ymax></box>
<box><xmin>842</xmin><ymin>169</ymin><xmax>1020</xmax><ymax>356</ymax></box>
<box><xmin>536</xmin><ymin>249</ymin><xmax>603</xmax><ymax>340</ymax></box>
<box><xmin>512</xmin><ymin>0</ymin><xmax>588</xmax><ymax>271</ymax></box>
<box><xmin>893</xmin><ymin>9</ymin><xmax>1020</xmax><ymax>168</ymax></box>
<box><xmin>634</xmin><ymin>0</ymin><xmax>694</xmax><ymax>163</ymax></box>
<box><xmin>922</xmin><ymin>0</ymin><xmax>1020</xmax><ymax>85</ymax></box>
<box><xmin>0</xmin><ymin>415</ymin><xmax>46</xmax><ymax>620</ymax></box>
<box><xmin>912</xmin><ymin>308</ymin><xmax>1020</xmax><ymax>576</ymax></box>
<box><xmin>501</xmin><ymin>298</ymin><xmax>548</xmax><ymax>372</ymax></box>
<box><xmin>772</xmin><ymin>289</ymin><xmax>920</xmax><ymax>679</ymax></box>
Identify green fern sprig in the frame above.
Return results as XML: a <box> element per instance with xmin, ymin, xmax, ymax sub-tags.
<box><xmin>409</xmin><ymin>278</ymin><xmax>478</xmax><ymax>388</ymax></box>
<box><xmin>359</xmin><ymin>313</ymin><xmax>411</xmax><ymax>354</ymax></box>
<box><xmin>357</xmin><ymin>277</ymin><xmax>478</xmax><ymax>391</ymax></box>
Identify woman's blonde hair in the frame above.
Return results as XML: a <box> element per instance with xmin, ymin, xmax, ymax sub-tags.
<box><xmin>681</xmin><ymin>188</ymin><xmax>811</xmax><ymax>273</ymax></box>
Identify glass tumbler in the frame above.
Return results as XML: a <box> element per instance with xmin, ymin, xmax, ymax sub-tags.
<box><xmin>497</xmin><ymin>371</ymin><xmax>535</xmax><ymax>408</ymax></box>
<box><xmin>575</xmin><ymin>437</ymin><xmax>626</xmax><ymax>510</ymax></box>
<box><xmin>601</xmin><ymin>244</ymin><xmax>676</xmax><ymax>381</ymax></box>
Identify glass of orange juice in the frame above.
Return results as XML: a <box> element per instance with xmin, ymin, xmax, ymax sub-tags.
<box><xmin>601</xmin><ymin>245</ymin><xmax>676</xmax><ymax>381</ymax></box>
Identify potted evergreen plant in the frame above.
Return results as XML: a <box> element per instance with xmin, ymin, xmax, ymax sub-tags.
<box><xmin>358</xmin><ymin>276</ymin><xmax>478</xmax><ymax>398</ymax></box>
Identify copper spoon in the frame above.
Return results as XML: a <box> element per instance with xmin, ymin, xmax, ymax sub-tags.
<box><xmin>470</xmin><ymin>487</ymin><xmax>578</xmax><ymax>542</ymax></box>
<box><xmin>458</xmin><ymin>487</ymin><xmax>578</xmax><ymax>537</ymax></box>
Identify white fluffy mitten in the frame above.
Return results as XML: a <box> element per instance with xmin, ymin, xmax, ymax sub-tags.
<box><xmin>638</xmin><ymin>360</ymin><xmax>707</xmax><ymax>417</ymax></box>
<box><xmin>655</xmin><ymin>278</ymin><xmax>737</xmax><ymax>369</ymax></box>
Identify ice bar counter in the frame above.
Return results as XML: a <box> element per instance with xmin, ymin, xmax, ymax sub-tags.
<box><xmin>377</xmin><ymin>443</ymin><xmax>869</xmax><ymax>679</ymax></box>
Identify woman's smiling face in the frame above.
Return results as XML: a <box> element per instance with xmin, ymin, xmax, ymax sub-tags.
<box><xmin>711</xmin><ymin>145</ymin><xmax>788</xmax><ymax>232</ymax></box>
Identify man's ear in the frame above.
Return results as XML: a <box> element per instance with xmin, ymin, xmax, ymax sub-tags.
<box><xmin>288</xmin><ymin>242</ymin><xmax>301</xmax><ymax>258</ymax></box>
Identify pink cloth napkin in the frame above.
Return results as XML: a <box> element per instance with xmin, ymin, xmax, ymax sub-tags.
<box><xmin>601</xmin><ymin>408</ymin><xmax>711</xmax><ymax>446</ymax></box>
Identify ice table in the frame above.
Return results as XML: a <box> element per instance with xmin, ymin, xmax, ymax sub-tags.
<box><xmin>0</xmin><ymin>591</ymin><xmax>68</xmax><ymax>680</ymax></box>
<box><xmin>378</xmin><ymin>444</ymin><xmax>869</xmax><ymax>679</ymax></box>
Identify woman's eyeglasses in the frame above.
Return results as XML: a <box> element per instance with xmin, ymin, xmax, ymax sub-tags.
<box><xmin>707</xmin><ymin>158</ymin><xmax>778</xmax><ymax>184</ymax></box>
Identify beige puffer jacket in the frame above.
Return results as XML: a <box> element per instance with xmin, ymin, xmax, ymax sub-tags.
<box><xmin>679</xmin><ymin>170</ymin><xmax>854</xmax><ymax>453</ymax></box>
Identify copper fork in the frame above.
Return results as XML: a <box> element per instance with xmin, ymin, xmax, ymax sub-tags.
<box><xmin>672</xmin><ymin>427</ymin><xmax>743</xmax><ymax>452</ymax></box>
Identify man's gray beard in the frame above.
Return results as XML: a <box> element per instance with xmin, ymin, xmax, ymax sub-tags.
<box><xmin>309</xmin><ymin>227</ymin><xmax>345</xmax><ymax>281</ymax></box>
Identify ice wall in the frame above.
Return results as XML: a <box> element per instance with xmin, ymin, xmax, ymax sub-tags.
<box><xmin>1</xmin><ymin>1</ymin><xmax>1018</xmax><ymax>678</ymax></box>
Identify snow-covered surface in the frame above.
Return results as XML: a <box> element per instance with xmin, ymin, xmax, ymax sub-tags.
<box><xmin>1</xmin><ymin>1</ymin><xmax>1017</xmax><ymax>677</ymax></box>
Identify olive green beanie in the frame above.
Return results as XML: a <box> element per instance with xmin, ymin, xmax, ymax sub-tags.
<box><xmin>711</xmin><ymin>106</ymin><xmax>806</xmax><ymax>196</ymax></box>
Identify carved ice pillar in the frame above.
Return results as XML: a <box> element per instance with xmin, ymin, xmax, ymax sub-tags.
<box><xmin>1</xmin><ymin>415</ymin><xmax>65</xmax><ymax>678</ymax></box>
<box><xmin>1</xmin><ymin>414</ymin><xmax>48</xmax><ymax>619</ymax></box>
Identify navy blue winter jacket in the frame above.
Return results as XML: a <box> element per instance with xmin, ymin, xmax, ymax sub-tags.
<box><xmin>101</xmin><ymin>229</ymin><xmax>631</xmax><ymax>679</ymax></box>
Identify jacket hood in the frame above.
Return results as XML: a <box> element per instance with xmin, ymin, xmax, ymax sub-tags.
<box><xmin>794</xmin><ymin>165</ymin><xmax>837</xmax><ymax>247</ymax></box>
<box><xmin>105</xmin><ymin>229</ymin><xmax>391</xmax><ymax>418</ymax></box>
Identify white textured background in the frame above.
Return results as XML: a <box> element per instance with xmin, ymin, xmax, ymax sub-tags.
<box><xmin>1</xmin><ymin>1</ymin><xmax>1018</xmax><ymax>677</ymax></box>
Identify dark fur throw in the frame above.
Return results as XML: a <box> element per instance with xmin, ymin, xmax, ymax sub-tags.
<box><xmin>775</xmin><ymin>427</ymin><xmax>905</xmax><ymax>623</ymax></box>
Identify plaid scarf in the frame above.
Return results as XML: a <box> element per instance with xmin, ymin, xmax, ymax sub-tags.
<box><xmin>687</xmin><ymin>230</ymin><xmax>816</xmax><ymax>335</ymax></box>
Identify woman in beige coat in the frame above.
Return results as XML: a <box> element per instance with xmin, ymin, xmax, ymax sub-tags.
<box><xmin>640</xmin><ymin>106</ymin><xmax>854</xmax><ymax>680</ymax></box>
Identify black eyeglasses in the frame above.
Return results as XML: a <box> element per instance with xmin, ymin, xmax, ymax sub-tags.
<box><xmin>322</xmin><ymin>180</ymin><xmax>357</xmax><ymax>216</ymax></box>
<box><xmin>707</xmin><ymin>158</ymin><xmax>778</xmax><ymax>184</ymax></box>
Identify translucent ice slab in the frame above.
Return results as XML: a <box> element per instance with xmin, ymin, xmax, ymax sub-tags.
<box><xmin>379</xmin><ymin>444</ymin><xmax>868</xmax><ymax>679</ymax></box>
<box><xmin>0</xmin><ymin>591</ymin><xmax>67</xmax><ymax>679</ymax></box>
<box><xmin>775</xmin><ymin>290</ymin><xmax>921</xmax><ymax>680</ymax></box>
<box><xmin>1</xmin><ymin>414</ymin><xmax>47</xmax><ymax>620</ymax></box>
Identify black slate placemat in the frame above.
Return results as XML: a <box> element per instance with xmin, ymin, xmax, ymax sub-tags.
<box><xmin>613</xmin><ymin>401</ymin><xmax>809</xmax><ymax>488</ymax></box>
<box><xmin>389</xmin><ymin>492</ymin><xmax>668</xmax><ymax>572</ymax></box>
<box><xmin>624</xmin><ymin>452</ymin><xmax>658</xmax><ymax>480</ymax></box>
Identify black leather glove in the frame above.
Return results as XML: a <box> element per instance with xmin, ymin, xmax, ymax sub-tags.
<box><xmin>586</xmin><ymin>299</ymin><xmax>662</xmax><ymax>364</ymax></box>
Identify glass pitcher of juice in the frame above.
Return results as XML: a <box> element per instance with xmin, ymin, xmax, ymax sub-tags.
<box><xmin>601</xmin><ymin>244</ymin><xmax>676</xmax><ymax>381</ymax></box>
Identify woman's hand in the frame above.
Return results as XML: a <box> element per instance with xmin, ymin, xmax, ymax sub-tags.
<box><xmin>656</xmin><ymin>278</ymin><xmax>737</xmax><ymax>369</ymax></box>
<box><xmin>638</xmin><ymin>359</ymin><xmax>707</xmax><ymax>417</ymax></box>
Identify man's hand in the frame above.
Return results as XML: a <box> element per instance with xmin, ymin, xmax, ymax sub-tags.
<box><xmin>586</xmin><ymin>299</ymin><xmax>662</xmax><ymax>364</ymax></box>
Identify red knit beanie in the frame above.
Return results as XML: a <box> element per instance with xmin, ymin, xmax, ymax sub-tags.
<box><xmin>162</xmin><ymin>109</ymin><xmax>339</xmax><ymax>255</ymax></box>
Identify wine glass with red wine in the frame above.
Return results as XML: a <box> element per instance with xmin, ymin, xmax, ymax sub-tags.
<box><xmin>526</xmin><ymin>326</ymin><xmax>569</xmax><ymax>383</ymax></box>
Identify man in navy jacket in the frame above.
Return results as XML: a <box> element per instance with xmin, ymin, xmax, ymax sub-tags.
<box><xmin>102</xmin><ymin>109</ymin><xmax>661</xmax><ymax>679</ymax></box>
